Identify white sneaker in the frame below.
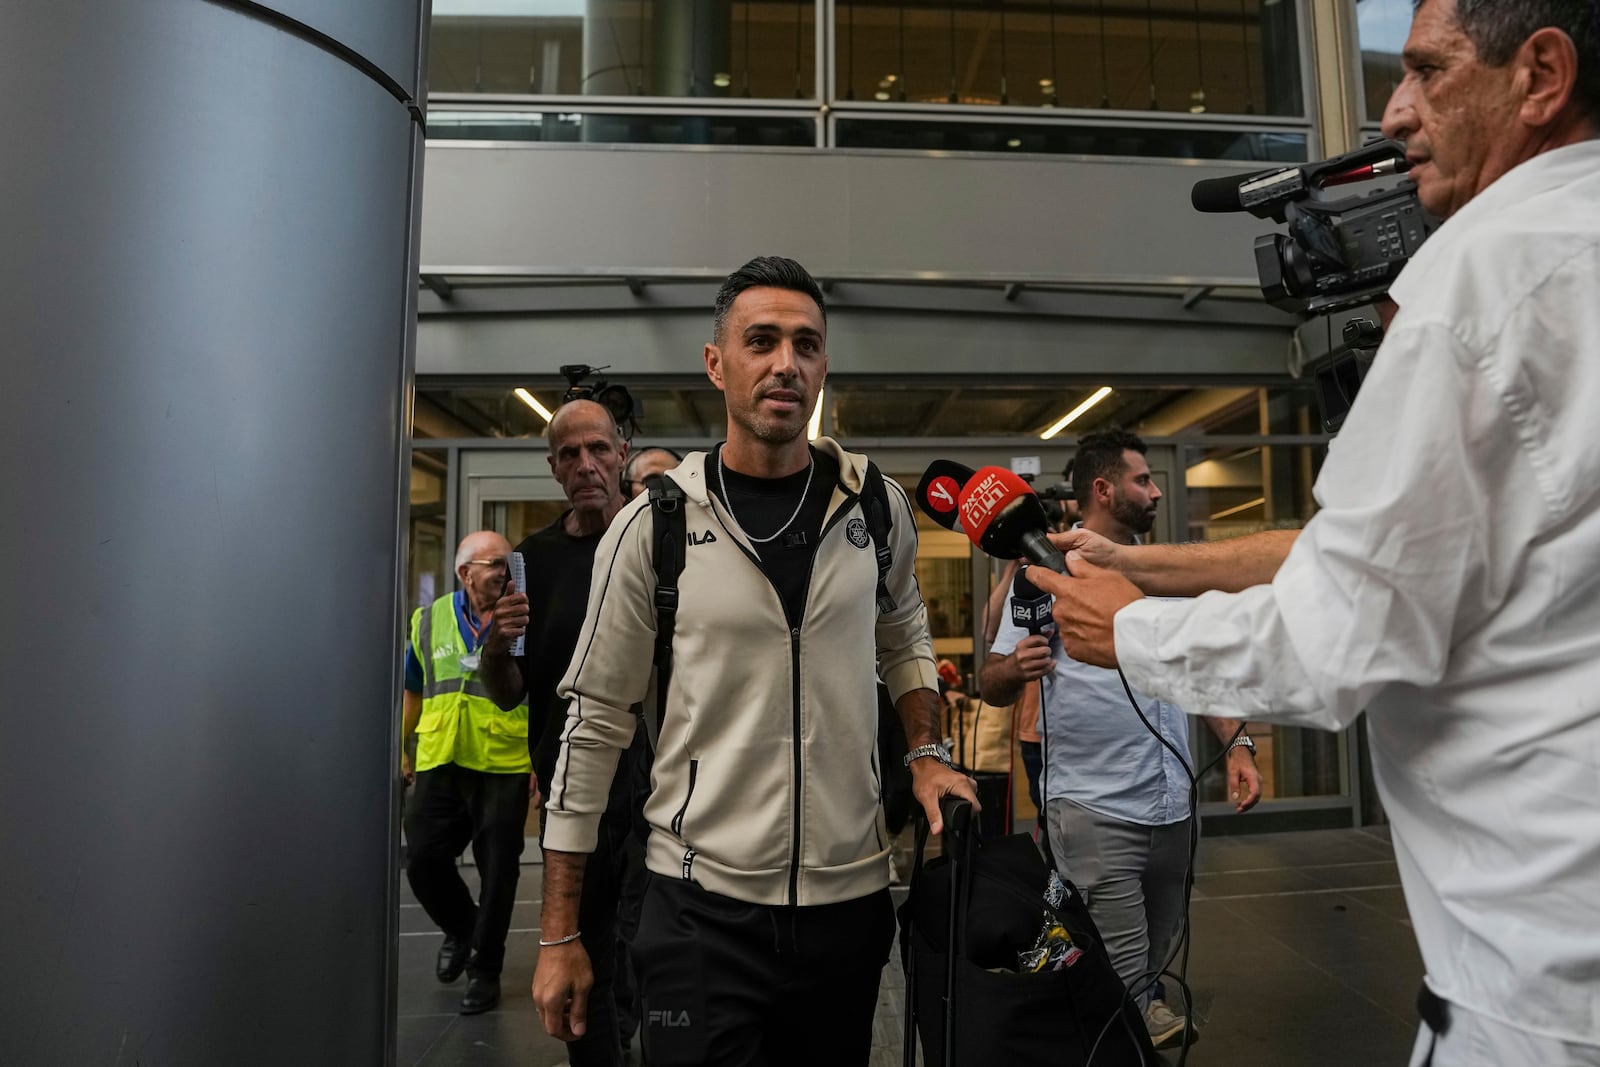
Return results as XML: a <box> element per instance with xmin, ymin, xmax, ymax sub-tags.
<box><xmin>1144</xmin><ymin>998</ymin><xmax>1195</xmax><ymax>1049</ymax></box>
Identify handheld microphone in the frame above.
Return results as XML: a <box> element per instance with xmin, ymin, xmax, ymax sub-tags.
<box><xmin>914</xmin><ymin>459</ymin><xmax>978</xmax><ymax>533</ymax></box>
<box><xmin>956</xmin><ymin>466</ymin><xmax>1068</xmax><ymax>574</ymax></box>
<box><xmin>1009</xmin><ymin>568</ymin><xmax>1054</xmax><ymax>637</ymax></box>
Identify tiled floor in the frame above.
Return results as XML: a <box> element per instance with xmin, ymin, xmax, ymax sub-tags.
<box><xmin>399</xmin><ymin>826</ymin><xmax>1423</xmax><ymax>1066</ymax></box>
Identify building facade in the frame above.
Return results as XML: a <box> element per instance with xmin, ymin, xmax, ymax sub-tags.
<box><xmin>411</xmin><ymin>0</ymin><xmax>1416</xmax><ymax>829</ymax></box>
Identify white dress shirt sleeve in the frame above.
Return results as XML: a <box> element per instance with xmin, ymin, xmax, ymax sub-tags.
<box><xmin>1115</xmin><ymin>320</ymin><xmax>1520</xmax><ymax>732</ymax></box>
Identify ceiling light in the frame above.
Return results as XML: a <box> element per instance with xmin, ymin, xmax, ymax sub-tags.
<box><xmin>1039</xmin><ymin>386</ymin><xmax>1113</xmax><ymax>440</ymax></box>
<box><xmin>1006</xmin><ymin>137</ymin><xmax>1023</xmax><ymax>148</ymax></box>
<box><xmin>514</xmin><ymin>388</ymin><xmax>553</xmax><ymax>422</ymax></box>
<box><xmin>808</xmin><ymin>387</ymin><xmax>824</xmax><ymax>441</ymax></box>
<box><xmin>1210</xmin><ymin>497</ymin><xmax>1266</xmax><ymax>521</ymax></box>
<box><xmin>713</xmin><ymin>72</ymin><xmax>732</xmax><ymax>88</ymax></box>
<box><xmin>1039</xmin><ymin>78</ymin><xmax>1054</xmax><ymax>88</ymax></box>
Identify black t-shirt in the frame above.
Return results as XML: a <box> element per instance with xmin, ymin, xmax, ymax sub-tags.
<box><xmin>707</xmin><ymin>444</ymin><xmax>839</xmax><ymax>628</ymax></box>
<box><xmin>514</xmin><ymin>514</ymin><xmax>606</xmax><ymax>792</ymax></box>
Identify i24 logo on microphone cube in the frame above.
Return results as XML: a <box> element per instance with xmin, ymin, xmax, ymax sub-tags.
<box><xmin>1011</xmin><ymin>598</ymin><xmax>1052</xmax><ymax>630</ymax></box>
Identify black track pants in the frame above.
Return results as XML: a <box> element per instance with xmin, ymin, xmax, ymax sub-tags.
<box><xmin>630</xmin><ymin>876</ymin><xmax>895</xmax><ymax>1067</ymax></box>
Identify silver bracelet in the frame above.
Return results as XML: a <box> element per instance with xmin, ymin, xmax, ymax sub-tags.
<box><xmin>538</xmin><ymin>931</ymin><xmax>583</xmax><ymax>947</ymax></box>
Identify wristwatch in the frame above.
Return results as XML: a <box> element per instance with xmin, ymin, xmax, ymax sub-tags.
<box><xmin>1227</xmin><ymin>734</ymin><xmax>1257</xmax><ymax>756</ymax></box>
<box><xmin>904</xmin><ymin>744</ymin><xmax>954</xmax><ymax>769</ymax></box>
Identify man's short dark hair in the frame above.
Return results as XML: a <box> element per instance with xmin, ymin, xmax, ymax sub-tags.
<box><xmin>1419</xmin><ymin>0</ymin><xmax>1600</xmax><ymax>120</ymax></box>
<box><xmin>712</xmin><ymin>256</ymin><xmax>827</xmax><ymax>345</ymax></box>
<box><xmin>1071</xmin><ymin>429</ymin><xmax>1148</xmax><ymax>507</ymax></box>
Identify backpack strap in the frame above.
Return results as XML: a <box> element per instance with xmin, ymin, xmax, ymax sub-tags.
<box><xmin>648</xmin><ymin>476</ymin><xmax>688</xmax><ymax>735</ymax></box>
<box><xmin>862</xmin><ymin>460</ymin><xmax>897</xmax><ymax>614</ymax></box>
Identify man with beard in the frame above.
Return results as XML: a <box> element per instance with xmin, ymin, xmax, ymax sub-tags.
<box><xmin>480</xmin><ymin>398</ymin><xmax>643</xmax><ymax>1061</ymax></box>
<box><xmin>979</xmin><ymin>428</ymin><xmax>1262</xmax><ymax>1049</ymax></box>
<box><xmin>529</xmin><ymin>256</ymin><xmax>977</xmax><ymax>1065</ymax></box>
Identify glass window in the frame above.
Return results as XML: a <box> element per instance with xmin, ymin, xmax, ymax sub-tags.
<box><xmin>482</xmin><ymin>499</ymin><xmax>570</xmax><ymax>546</ymax></box>
<box><xmin>1196</xmin><ymin>720</ymin><xmax>1345</xmax><ymax>801</ymax></box>
<box><xmin>835</xmin><ymin>117</ymin><xmax>1307</xmax><ymax>161</ymax></box>
<box><xmin>429</xmin><ymin>0</ymin><xmax>817</xmax><ymax>100</ymax></box>
<box><xmin>909</xmin><ymin>521</ymin><xmax>978</xmax><ymax>681</ymax></box>
<box><xmin>1355</xmin><ymin>0</ymin><xmax>1411</xmax><ymax>122</ymax></box>
<box><xmin>834</xmin><ymin>0</ymin><xmax>1304</xmax><ymax>117</ymax></box>
<box><xmin>427</xmin><ymin>109</ymin><xmax>817</xmax><ymax>146</ymax></box>
<box><xmin>408</xmin><ymin>449</ymin><xmax>450</xmax><ymax>617</ymax></box>
<box><xmin>1182</xmin><ymin>441</ymin><xmax>1324</xmax><ymax>540</ymax></box>
<box><xmin>1183</xmin><ymin>439</ymin><xmax>1345</xmax><ymax>802</ymax></box>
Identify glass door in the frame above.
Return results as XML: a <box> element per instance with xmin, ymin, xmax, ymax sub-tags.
<box><xmin>456</xmin><ymin>448</ymin><xmax>571</xmax><ymax>841</ymax></box>
<box><xmin>459</xmin><ymin>448</ymin><xmax>569</xmax><ymax>546</ymax></box>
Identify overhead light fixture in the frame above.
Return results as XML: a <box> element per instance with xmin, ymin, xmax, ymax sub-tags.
<box><xmin>1039</xmin><ymin>386</ymin><xmax>1113</xmax><ymax>440</ymax></box>
<box><xmin>713</xmin><ymin>72</ymin><xmax>732</xmax><ymax>88</ymax></box>
<box><xmin>1210</xmin><ymin>496</ymin><xmax>1265</xmax><ymax>521</ymax></box>
<box><xmin>874</xmin><ymin>90</ymin><xmax>891</xmax><ymax>101</ymax></box>
<box><xmin>1006</xmin><ymin>137</ymin><xmax>1023</xmax><ymax>148</ymax></box>
<box><xmin>808</xmin><ymin>387</ymin><xmax>824</xmax><ymax>441</ymax></box>
<box><xmin>514</xmin><ymin>387</ymin><xmax>553</xmax><ymax>422</ymax></box>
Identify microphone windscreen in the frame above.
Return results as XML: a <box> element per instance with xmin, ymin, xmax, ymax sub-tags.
<box><xmin>957</xmin><ymin>466</ymin><xmax>1035</xmax><ymax>543</ymax></box>
<box><xmin>1190</xmin><ymin>173</ymin><xmax>1246</xmax><ymax>213</ymax></box>
<box><xmin>1013</xmin><ymin>568</ymin><xmax>1046</xmax><ymax>601</ymax></box>
<box><xmin>915</xmin><ymin>459</ymin><xmax>977</xmax><ymax>531</ymax></box>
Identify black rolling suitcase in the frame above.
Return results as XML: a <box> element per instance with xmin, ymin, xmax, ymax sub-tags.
<box><xmin>899</xmin><ymin>797</ymin><xmax>1157</xmax><ymax>1067</ymax></box>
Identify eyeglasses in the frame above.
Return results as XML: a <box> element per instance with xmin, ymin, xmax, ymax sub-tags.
<box><xmin>464</xmin><ymin>558</ymin><xmax>508</xmax><ymax>570</ymax></box>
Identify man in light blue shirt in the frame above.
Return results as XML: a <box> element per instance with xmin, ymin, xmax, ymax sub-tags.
<box><xmin>980</xmin><ymin>429</ymin><xmax>1261</xmax><ymax>1049</ymax></box>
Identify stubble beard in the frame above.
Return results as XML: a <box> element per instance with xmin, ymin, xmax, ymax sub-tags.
<box><xmin>1112</xmin><ymin>495</ymin><xmax>1156</xmax><ymax>535</ymax></box>
<box><xmin>737</xmin><ymin>400</ymin><xmax>806</xmax><ymax>447</ymax></box>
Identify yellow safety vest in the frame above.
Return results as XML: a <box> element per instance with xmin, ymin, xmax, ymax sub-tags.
<box><xmin>410</xmin><ymin>593</ymin><xmax>531</xmax><ymax>774</ymax></box>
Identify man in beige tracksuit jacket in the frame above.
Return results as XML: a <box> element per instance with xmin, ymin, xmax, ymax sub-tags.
<box><xmin>528</xmin><ymin>256</ymin><xmax>978</xmax><ymax>1066</ymax></box>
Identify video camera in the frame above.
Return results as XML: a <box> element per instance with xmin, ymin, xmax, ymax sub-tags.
<box><xmin>1192</xmin><ymin>139</ymin><xmax>1434</xmax><ymax>317</ymax></box>
<box><xmin>1192</xmin><ymin>140</ymin><xmax>1436</xmax><ymax>431</ymax></box>
<box><xmin>559</xmin><ymin>364</ymin><xmax>642</xmax><ymax>440</ymax></box>
<box><xmin>1025</xmin><ymin>478</ymin><xmax>1075</xmax><ymax>530</ymax></box>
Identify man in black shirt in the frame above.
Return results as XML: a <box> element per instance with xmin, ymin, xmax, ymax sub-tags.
<box><xmin>481</xmin><ymin>398</ymin><xmax>640</xmax><ymax>1067</ymax></box>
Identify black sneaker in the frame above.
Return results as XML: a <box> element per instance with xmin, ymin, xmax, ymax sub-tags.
<box><xmin>435</xmin><ymin>934</ymin><xmax>470</xmax><ymax>984</ymax></box>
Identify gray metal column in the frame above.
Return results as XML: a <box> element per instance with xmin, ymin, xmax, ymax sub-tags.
<box><xmin>0</xmin><ymin>1</ymin><xmax>426</xmax><ymax>1063</ymax></box>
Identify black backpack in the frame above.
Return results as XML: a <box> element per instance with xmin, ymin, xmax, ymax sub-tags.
<box><xmin>645</xmin><ymin>459</ymin><xmax>898</xmax><ymax>733</ymax></box>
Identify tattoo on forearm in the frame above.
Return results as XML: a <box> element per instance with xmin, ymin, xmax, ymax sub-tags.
<box><xmin>897</xmin><ymin>689</ymin><xmax>942</xmax><ymax>749</ymax></box>
<box><xmin>542</xmin><ymin>851</ymin><xmax>586</xmax><ymax>926</ymax></box>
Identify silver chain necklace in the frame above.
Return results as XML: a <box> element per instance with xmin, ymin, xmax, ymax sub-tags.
<box><xmin>716</xmin><ymin>445</ymin><xmax>816</xmax><ymax>545</ymax></box>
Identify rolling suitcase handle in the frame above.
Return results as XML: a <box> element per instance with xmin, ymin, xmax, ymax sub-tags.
<box><xmin>903</xmin><ymin>795</ymin><xmax>980</xmax><ymax>1067</ymax></box>
<box><xmin>939</xmin><ymin>796</ymin><xmax>974</xmax><ymax>1063</ymax></box>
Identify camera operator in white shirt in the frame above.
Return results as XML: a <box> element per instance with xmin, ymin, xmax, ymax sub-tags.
<box><xmin>1028</xmin><ymin>2</ymin><xmax>1600</xmax><ymax>1064</ymax></box>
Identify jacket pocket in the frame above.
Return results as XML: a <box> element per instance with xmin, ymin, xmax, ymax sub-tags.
<box><xmin>416</xmin><ymin>709</ymin><xmax>445</xmax><ymax>734</ymax></box>
<box><xmin>488</xmin><ymin>714</ymin><xmax>529</xmax><ymax>739</ymax></box>
<box><xmin>670</xmin><ymin>758</ymin><xmax>699</xmax><ymax>838</ymax></box>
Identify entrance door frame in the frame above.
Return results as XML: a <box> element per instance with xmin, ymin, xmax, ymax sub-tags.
<box><xmin>418</xmin><ymin>433</ymin><xmax>1361</xmax><ymax>833</ymax></box>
